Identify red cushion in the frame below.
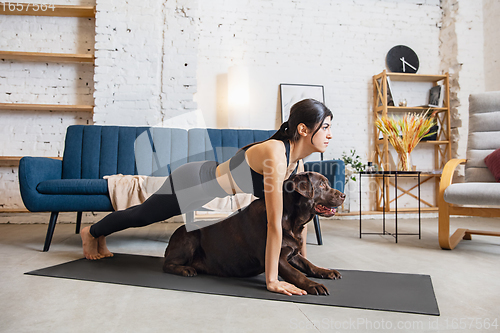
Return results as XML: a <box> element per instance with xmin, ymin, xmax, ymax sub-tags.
<box><xmin>484</xmin><ymin>148</ymin><xmax>500</xmax><ymax>182</ymax></box>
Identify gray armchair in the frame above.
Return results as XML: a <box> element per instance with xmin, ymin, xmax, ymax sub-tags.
<box><xmin>438</xmin><ymin>91</ymin><xmax>500</xmax><ymax>249</ymax></box>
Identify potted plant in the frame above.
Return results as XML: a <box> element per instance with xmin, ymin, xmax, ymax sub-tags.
<box><xmin>342</xmin><ymin>149</ymin><xmax>366</xmax><ymax>184</ymax></box>
<box><xmin>340</xmin><ymin>149</ymin><xmax>366</xmax><ymax>213</ymax></box>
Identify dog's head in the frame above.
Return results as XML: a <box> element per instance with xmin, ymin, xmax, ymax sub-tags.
<box><xmin>284</xmin><ymin>171</ymin><xmax>345</xmax><ymax>218</ymax></box>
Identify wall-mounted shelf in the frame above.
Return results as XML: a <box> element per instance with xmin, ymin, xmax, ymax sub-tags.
<box><xmin>0</xmin><ymin>51</ymin><xmax>94</xmax><ymax>63</ymax></box>
<box><xmin>0</xmin><ymin>156</ymin><xmax>62</xmax><ymax>166</ymax></box>
<box><xmin>0</xmin><ymin>208</ymin><xmax>29</xmax><ymax>213</ymax></box>
<box><xmin>0</xmin><ymin>2</ymin><xmax>95</xmax><ymax>213</ymax></box>
<box><xmin>0</xmin><ymin>4</ymin><xmax>95</xmax><ymax>18</ymax></box>
<box><xmin>0</xmin><ymin>103</ymin><xmax>93</xmax><ymax>112</ymax></box>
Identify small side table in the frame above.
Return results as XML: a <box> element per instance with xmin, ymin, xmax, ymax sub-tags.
<box><xmin>359</xmin><ymin>171</ymin><xmax>421</xmax><ymax>243</ymax></box>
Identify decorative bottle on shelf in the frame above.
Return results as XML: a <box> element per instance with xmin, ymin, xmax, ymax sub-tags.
<box><xmin>366</xmin><ymin>162</ymin><xmax>375</xmax><ymax>173</ymax></box>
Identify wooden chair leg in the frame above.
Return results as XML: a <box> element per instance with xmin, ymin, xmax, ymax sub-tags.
<box><xmin>313</xmin><ymin>215</ymin><xmax>323</xmax><ymax>245</ymax></box>
<box><xmin>438</xmin><ymin>202</ymin><xmax>452</xmax><ymax>249</ymax></box>
<box><xmin>75</xmin><ymin>212</ymin><xmax>82</xmax><ymax>234</ymax></box>
<box><xmin>438</xmin><ymin>202</ymin><xmax>467</xmax><ymax>250</ymax></box>
<box><xmin>43</xmin><ymin>212</ymin><xmax>59</xmax><ymax>252</ymax></box>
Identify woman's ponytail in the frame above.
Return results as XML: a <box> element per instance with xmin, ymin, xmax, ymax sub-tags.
<box><xmin>269</xmin><ymin>120</ymin><xmax>291</xmax><ymax>141</ymax></box>
<box><xmin>279</xmin><ymin>121</ymin><xmax>290</xmax><ymax>137</ymax></box>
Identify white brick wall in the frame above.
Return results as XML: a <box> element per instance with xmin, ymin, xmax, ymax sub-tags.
<box><xmin>454</xmin><ymin>0</ymin><xmax>486</xmax><ymax>164</ymax></box>
<box><xmin>440</xmin><ymin>0</ymin><xmax>486</xmax><ymax>170</ymax></box>
<box><xmin>0</xmin><ymin>0</ymin><xmax>492</xmax><ymax>214</ymax></box>
<box><xmin>483</xmin><ymin>0</ymin><xmax>500</xmax><ymax>91</ymax></box>
<box><xmin>439</xmin><ymin>0</ymin><xmax>460</xmax><ymax>159</ymax></box>
<box><xmin>93</xmin><ymin>0</ymin><xmax>199</xmax><ymax>125</ymax></box>
<box><xmin>195</xmin><ymin>0</ymin><xmax>442</xmax><ymax>210</ymax></box>
<box><xmin>93</xmin><ymin>0</ymin><xmax>163</xmax><ymax>125</ymax></box>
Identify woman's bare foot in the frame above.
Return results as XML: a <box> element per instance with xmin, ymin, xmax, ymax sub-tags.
<box><xmin>81</xmin><ymin>226</ymin><xmax>103</xmax><ymax>260</ymax></box>
<box><xmin>97</xmin><ymin>236</ymin><xmax>113</xmax><ymax>258</ymax></box>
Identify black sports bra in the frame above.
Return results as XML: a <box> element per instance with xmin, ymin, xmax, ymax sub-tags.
<box><xmin>228</xmin><ymin>140</ymin><xmax>299</xmax><ymax>199</ymax></box>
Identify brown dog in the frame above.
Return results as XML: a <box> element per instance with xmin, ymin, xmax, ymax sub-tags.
<box><xmin>163</xmin><ymin>171</ymin><xmax>345</xmax><ymax>295</ymax></box>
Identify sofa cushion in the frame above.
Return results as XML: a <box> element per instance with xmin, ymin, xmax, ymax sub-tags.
<box><xmin>443</xmin><ymin>182</ymin><xmax>500</xmax><ymax>206</ymax></box>
<box><xmin>62</xmin><ymin>125</ymin><xmax>190</xmax><ymax>179</ymax></box>
<box><xmin>484</xmin><ymin>147</ymin><xmax>500</xmax><ymax>182</ymax></box>
<box><xmin>37</xmin><ymin>179</ymin><xmax>108</xmax><ymax>195</ymax></box>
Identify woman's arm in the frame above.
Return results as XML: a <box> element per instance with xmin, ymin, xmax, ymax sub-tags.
<box><xmin>262</xmin><ymin>145</ymin><xmax>306</xmax><ymax>296</ymax></box>
<box><xmin>297</xmin><ymin>159</ymin><xmax>307</xmax><ymax>258</ymax></box>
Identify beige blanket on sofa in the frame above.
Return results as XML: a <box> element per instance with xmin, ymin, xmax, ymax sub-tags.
<box><xmin>104</xmin><ymin>174</ymin><xmax>256</xmax><ymax>212</ymax></box>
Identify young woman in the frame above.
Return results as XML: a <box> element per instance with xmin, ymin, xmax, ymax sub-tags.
<box><xmin>81</xmin><ymin>98</ymin><xmax>333</xmax><ymax>296</ymax></box>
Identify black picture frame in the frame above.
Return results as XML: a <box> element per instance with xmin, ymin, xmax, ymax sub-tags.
<box><xmin>279</xmin><ymin>83</ymin><xmax>325</xmax><ymax>123</ymax></box>
<box><xmin>279</xmin><ymin>83</ymin><xmax>325</xmax><ymax>161</ymax></box>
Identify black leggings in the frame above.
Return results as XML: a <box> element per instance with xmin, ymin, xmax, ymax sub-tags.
<box><xmin>89</xmin><ymin>160</ymin><xmax>228</xmax><ymax>238</ymax></box>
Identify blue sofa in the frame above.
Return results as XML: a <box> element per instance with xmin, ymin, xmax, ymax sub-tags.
<box><xmin>19</xmin><ymin>125</ymin><xmax>345</xmax><ymax>251</ymax></box>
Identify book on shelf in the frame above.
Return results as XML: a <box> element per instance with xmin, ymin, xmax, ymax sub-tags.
<box><xmin>427</xmin><ymin>85</ymin><xmax>444</xmax><ymax>108</ymax></box>
<box><xmin>386</xmin><ymin>77</ymin><xmax>396</xmax><ymax>106</ymax></box>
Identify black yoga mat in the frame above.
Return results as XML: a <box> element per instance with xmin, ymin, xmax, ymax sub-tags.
<box><xmin>25</xmin><ymin>253</ymin><xmax>439</xmax><ymax>316</ymax></box>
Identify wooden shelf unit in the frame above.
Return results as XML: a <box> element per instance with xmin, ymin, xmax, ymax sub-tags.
<box><xmin>0</xmin><ymin>3</ymin><xmax>95</xmax><ymax>17</ymax></box>
<box><xmin>372</xmin><ymin>70</ymin><xmax>451</xmax><ymax>212</ymax></box>
<box><xmin>0</xmin><ymin>4</ymin><xmax>96</xmax><ymax>213</ymax></box>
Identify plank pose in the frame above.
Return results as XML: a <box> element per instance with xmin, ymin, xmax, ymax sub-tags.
<box><xmin>81</xmin><ymin>98</ymin><xmax>333</xmax><ymax>296</ymax></box>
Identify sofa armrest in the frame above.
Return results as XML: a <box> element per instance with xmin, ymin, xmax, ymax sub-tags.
<box><xmin>304</xmin><ymin>159</ymin><xmax>345</xmax><ymax>193</ymax></box>
<box><xmin>438</xmin><ymin>158</ymin><xmax>467</xmax><ymax>203</ymax></box>
<box><xmin>19</xmin><ymin>157</ymin><xmax>63</xmax><ymax>211</ymax></box>
<box><xmin>19</xmin><ymin>157</ymin><xmax>62</xmax><ymax>190</ymax></box>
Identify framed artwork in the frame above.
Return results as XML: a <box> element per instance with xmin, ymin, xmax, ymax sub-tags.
<box><xmin>279</xmin><ymin>83</ymin><xmax>325</xmax><ymax>161</ymax></box>
<box><xmin>279</xmin><ymin>83</ymin><xmax>325</xmax><ymax>123</ymax></box>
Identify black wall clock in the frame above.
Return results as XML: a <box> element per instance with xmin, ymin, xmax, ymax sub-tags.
<box><xmin>386</xmin><ymin>45</ymin><xmax>419</xmax><ymax>73</ymax></box>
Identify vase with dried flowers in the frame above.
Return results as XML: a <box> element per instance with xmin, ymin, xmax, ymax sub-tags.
<box><xmin>375</xmin><ymin>110</ymin><xmax>437</xmax><ymax>171</ymax></box>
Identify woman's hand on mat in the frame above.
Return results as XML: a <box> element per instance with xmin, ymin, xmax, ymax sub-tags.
<box><xmin>267</xmin><ymin>280</ymin><xmax>307</xmax><ymax>296</ymax></box>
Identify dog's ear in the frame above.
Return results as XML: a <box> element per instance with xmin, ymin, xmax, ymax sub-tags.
<box><xmin>289</xmin><ymin>172</ymin><xmax>314</xmax><ymax>199</ymax></box>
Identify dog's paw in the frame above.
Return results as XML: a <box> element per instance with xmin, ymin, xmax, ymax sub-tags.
<box><xmin>313</xmin><ymin>268</ymin><xmax>342</xmax><ymax>280</ymax></box>
<box><xmin>181</xmin><ymin>266</ymin><xmax>198</xmax><ymax>277</ymax></box>
<box><xmin>324</xmin><ymin>268</ymin><xmax>342</xmax><ymax>280</ymax></box>
<box><xmin>304</xmin><ymin>282</ymin><xmax>330</xmax><ymax>296</ymax></box>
